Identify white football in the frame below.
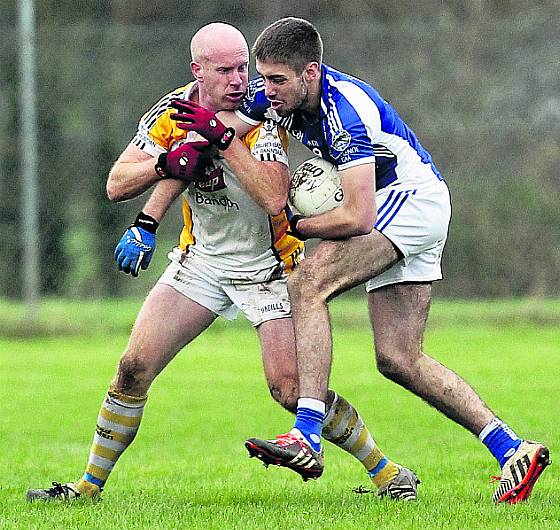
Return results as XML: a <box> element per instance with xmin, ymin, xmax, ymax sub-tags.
<box><xmin>289</xmin><ymin>157</ymin><xmax>344</xmax><ymax>216</ymax></box>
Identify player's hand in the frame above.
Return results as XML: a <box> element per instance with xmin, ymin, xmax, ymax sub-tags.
<box><xmin>286</xmin><ymin>208</ymin><xmax>307</xmax><ymax>241</ymax></box>
<box><xmin>114</xmin><ymin>212</ymin><xmax>159</xmax><ymax>277</ymax></box>
<box><xmin>169</xmin><ymin>99</ymin><xmax>235</xmax><ymax>150</ymax></box>
<box><xmin>154</xmin><ymin>140</ymin><xmax>212</xmax><ymax>181</ymax></box>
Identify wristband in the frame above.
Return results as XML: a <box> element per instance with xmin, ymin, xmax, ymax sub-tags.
<box><xmin>215</xmin><ymin>127</ymin><xmax>236</xmax><ymax>150</ymax></box>
<box><xmin>134</xmin><ymin>211</ymin><xmax>159</xmax><ymax>234</ymax></box>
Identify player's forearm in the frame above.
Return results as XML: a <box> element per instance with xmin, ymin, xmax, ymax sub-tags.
<box><xmin>217</xmin><ymin>111</ymin><xmax>254</xmax><ymax>138</ymax></box>
<box><xmin>106</xmin><ymin>158</ymin><xmax>162</xmax><ymax>202</ymax></box>
<box><xmin>295</xmin><ymin>163</ymin><xmax>376</xmax><ymax>239</ymax></box>
<box><xmin>297</xmin><ymin>202</ymin><xmax>376</xmax><ymax>240</ymax></box>
<box><xmin>142</xmin><ymin>179</ymin><xmax>187</xmax><ymax>222</ymax></box>
<box><xmin>223</xmin><ymin>138</ymin><xmax>289</xmax><ymax>215</ymax></box>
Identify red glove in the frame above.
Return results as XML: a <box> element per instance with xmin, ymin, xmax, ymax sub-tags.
<box><xmin>154</xmin><ymin>140</ymin><xmax>212</xmax><ymax>182</ymax></box>
<box><xmin>169</xmin><ymin>99</ymin><xmax>235</xmax><ymax>150</ymax></box>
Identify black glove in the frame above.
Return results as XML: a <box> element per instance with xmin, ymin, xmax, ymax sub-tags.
<box><xmin>287</xmin><ymin>214</ymin><xmax>307</xmax><ymax>241</ymax></box>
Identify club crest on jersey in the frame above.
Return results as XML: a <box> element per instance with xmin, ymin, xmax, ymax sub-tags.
<box><xmin>331</xmin><ymin>130</ymin><xmax>352</xmax><ymax>153</ymax></box>
<box><xmin>259</xmin><ymin>119</ymin><xmax>279</xmax><ymax>140</ymax></box>
<box><xmin>245</xmin><ymin>82</ymin><xmax>256</xmax><ymax>102</ymax></box>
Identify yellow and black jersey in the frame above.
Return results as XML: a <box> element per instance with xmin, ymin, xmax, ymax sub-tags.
<box><xmin>131</xmin><ymin>82</ymin><xmax>303</xmax><ymax>275</ymax></box>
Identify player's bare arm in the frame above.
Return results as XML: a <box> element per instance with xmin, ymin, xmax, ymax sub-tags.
<box><xmin>112</xmin><ymin>173</ymin><xmax>188</xmax><ymax>278</ymax></box>
<box><xmin>172</xmin><ymin>104</ymin><xmax>290</xmax><ymax>215</ymax></box>
<box><xmin>142</xmin><ymin>178</ymin><xmax>187</xmax><ymax>222</ymax></box>
<box><xmin>295</xmin><ymin>163</ymin><xmax>377</xmax><ymax>239</ymax></box>
<box><xmin>221</xmin><ymin>107</ymin><xmax>290</xmax><ymax>215</ymax></box>
<box><xmin>217</xmin><ymin>109</ymin><xmax>254</xmax><ymax>138</ymax></box>
<box><xmin>220</xmin><ymin>138</ymin><xmax>289</xmax><ymax>215</ymax></box>
<box><xmin>106</xmin><ymin>144</ymin><xmax>162</xmax><ymax>202</ymax></box>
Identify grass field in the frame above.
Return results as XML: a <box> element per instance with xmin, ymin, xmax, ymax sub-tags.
<box><xmin>0</xmin><ymin>297</ymin><xmax>559</xmax><ymax>529</ymax></box>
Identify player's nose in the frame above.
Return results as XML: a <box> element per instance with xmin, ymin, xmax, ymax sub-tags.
<box><xmin>229</xmin><ymin>70</ymin><xmax>244</xmax><ymax>86</ymax></box>
<box><xmin>264</xmin><ymin>81</ymin><xmax>276</xmax><ymax>98</ymax></box>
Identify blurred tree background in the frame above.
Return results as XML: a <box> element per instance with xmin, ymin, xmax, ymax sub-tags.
<box><xmin>1</xmin><ymin>0</ymin><xmax>558</xmax><ymax>299</ymax></box>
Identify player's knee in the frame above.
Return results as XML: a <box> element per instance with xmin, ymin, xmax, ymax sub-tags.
<box><xmin>288</xmin><ymin>264</ymin><xmax>328</xmax><ymax>303</ymax></box>
<box><xmin>269</xmin><ymin>381</ymin><xmax>298</xmax><ymax>413</ymax></box>
<box><xmin>287</xmin><ymin>269</ymin><xmax>307</xmax><ymax>301</ymax></box>
<box><xmin>375</xmin><ymin>348</ymin><xmax>411</xmax><ymax>384</ymax></box>
<box><xmin>114</xmin><ymin>354</ymin><xmax>153</xmax><ymax>394</ymax></box>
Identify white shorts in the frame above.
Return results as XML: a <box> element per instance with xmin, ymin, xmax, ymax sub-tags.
<box><xmin>158</xmin><ymin>248</ymin><xmax>291</xmax><ymax>326</ymax></box>
<box><xmin>366</xmin><ymin>179</ymin><xmax>451</xmax><ymax>291</ymax></box>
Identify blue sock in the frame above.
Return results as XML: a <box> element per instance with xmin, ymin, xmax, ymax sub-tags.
<box><xmin>293</xmin><ymin>398</ymin><xmax>325</xmax><ymax>453</ymax></box>
<box><xmin>479</xmin><ymin>418</ymin><xmax>522</xmax><ymax>468</ymax></box>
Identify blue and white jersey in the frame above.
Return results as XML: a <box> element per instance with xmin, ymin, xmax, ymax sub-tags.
<box><xmin>236</xmin><ymin>64</ymin><xmax>443</xmax><ymax>190</ymax></box>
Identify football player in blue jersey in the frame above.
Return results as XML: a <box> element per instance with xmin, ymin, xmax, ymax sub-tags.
<box><xmin>179</xmin><ymin>17</ymin><xmax>549</xmax><ymax>504</ymax></box>
<box><xmin>27</xmin><ymin>22</ymin><xmax>418</xmax><ymax>503</ymax></box>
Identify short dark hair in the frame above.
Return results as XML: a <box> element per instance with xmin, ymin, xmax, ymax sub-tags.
<box><xmin>252</xmin><ymin>17</ymin><xmax>323</xmax><ymax>74</ymax></box>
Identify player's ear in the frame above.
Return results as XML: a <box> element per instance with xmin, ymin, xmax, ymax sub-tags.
<box><xmin>302</xmin><ymin>62</ymin><xmax>320</xmax><ymax>83</ymax></box>
<box><xmin>191</xmin><ymin>61</ymin><xmax>203</xmax><ymax>82</ymax></box>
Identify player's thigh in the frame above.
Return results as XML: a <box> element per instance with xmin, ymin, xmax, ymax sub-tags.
<box><xmin>368</xmin><ymin>282</ymin><xmax>431</xmax><ymax>359</ymax></box>
<box><xmin>293</xmin><ymin>230</ymin><xmax>399</xmax><ymax>298</ymax></box>
<box><xmin>125</xmin><ymin>283</ymin><xmax>217</xmax><ymax>372</ymax></box>
<box><xmin>257</xmin><ymin>317</ymin><xmax>298</xmax><ymax>401</ymax></box>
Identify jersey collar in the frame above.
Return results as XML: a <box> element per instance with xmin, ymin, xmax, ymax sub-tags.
<box><xmin>320</xmin><ymin>63</ymin><xmax>333</xmax><ymax>119</ymax></box>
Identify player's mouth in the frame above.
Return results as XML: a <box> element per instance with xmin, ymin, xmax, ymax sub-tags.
<box><xmin>269</xmin><ymin>100</ymin><xmax>284</xmax><ymax>111</ymax></box>
<box><xmin>225</xmin><ymin>92</ymin><xmax>244</xmax><ymax>103</ymax></box>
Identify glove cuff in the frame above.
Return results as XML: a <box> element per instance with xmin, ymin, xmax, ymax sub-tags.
<box><xmin>134</xmin><ymin>211</ymin><xmax>159</xmax><ymax>234</ymax></box>
<box><xmin>288</xmin><ymin>214</ymin><xmax>307</xmax><ymax>241</ymax></box>
<box><xmin>155</xmin><ymin>152</ymin><xmax>169</xmax><ymax>179</ymax></box>
<box><xmin>214</xmin><ymin>127</ymin><xmax>235</xmax><ymax>150</ymax></box>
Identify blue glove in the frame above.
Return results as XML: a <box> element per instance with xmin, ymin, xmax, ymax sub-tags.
<box><xmin>114</xmin><ymin>212</ymin><xmax>159</xmax><ymax>277</ymax></box>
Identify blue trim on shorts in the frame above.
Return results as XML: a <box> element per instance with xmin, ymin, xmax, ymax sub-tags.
<box><xmin>375</xmin><ymin>191</ymin><xmax>403</xmax><ymax>224</ymax></box>
<box><xmin>376</xmin><ymin>189</ymin><xmax>417</xmax><ymax>231</ymax></box>
<box><xmin>376</xmin><ymin>190</ymin><xmax>396</xmax><ymax>217</ymax></box>
<box><xmin>377</xmin><ymin>194</ymin><xmax>410</xmax><ymax>231</ymax></box>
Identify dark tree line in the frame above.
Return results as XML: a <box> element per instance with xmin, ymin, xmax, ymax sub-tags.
<box><xmin>1</xmin><ymin>1</ymin><xmax>558</xmax><ymax>298</ymax></box>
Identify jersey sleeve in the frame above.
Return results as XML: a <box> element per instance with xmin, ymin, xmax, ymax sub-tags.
<box><xmin>243</xmin><ymin>120</ymin><xmax>289</xmax><ymax>166</ymax></box>
<box><xmin>234</xmin><ymin>77</ymin><xmax>271</xmax><ymax>126</ymax></box>
<box><xmin>326</xmin><ymin>91</ymin><xmax>379</xmax><ymax>171</ymax></box>
<box><xmin>131</xmin><ymin>84</ymin><xmax>192</xmax><ymax>156</ymax></box>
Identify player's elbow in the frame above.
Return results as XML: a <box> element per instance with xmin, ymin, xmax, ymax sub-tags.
<box><xmin>344</xmin><ymin>208</ymin><xmax>376</xmax><ymax>236</ymax></box>
<box><xmin>266</xmin><ymin>199</ymin><xmax>288</xmax><ymax>216</ymax></box>
<box><xmin>106</xmin><ymin>179</ymin><xmax>124</xmax><ymax>202</ymax></box>
<box><xmin>106</xmin><ymin>167</ymin><xmax>128</xmax><ymax>202</ymax></box>
<box><xmin>354</xmin><ymin>214</ymin><xmax>376</xmax><ymax>235</ymax></box>
<box><xmin>262</xmin><ymin>193</ymin><xmax>288</xmax><ymax>216</ymax></box>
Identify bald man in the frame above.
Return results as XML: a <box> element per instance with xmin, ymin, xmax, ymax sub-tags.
<box><xmin>27</xmin><ymin>23</ymin><xmax>418</xmax><ymax>502</ymax></box>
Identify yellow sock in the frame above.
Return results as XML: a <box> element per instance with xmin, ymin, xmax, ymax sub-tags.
<box><xmin>323</xmin><ymin>392</ymin><xmax>399</xmax><ymax>488</ymax></box>
<box><xmin>75</xmin><ymin>385</ymin><xmax>147</xmax><ymax>494</ymax></box>
<box><xmin>73</xmin><ymin>477</ymin><xmax>101</xmax><ymax>498</ymax></box>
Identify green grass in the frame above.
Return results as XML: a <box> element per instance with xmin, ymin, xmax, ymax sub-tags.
<box><xmin>0</xmin><ymin>297</ymin><xmax>559</xmax><ymax>529</ymax></box>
